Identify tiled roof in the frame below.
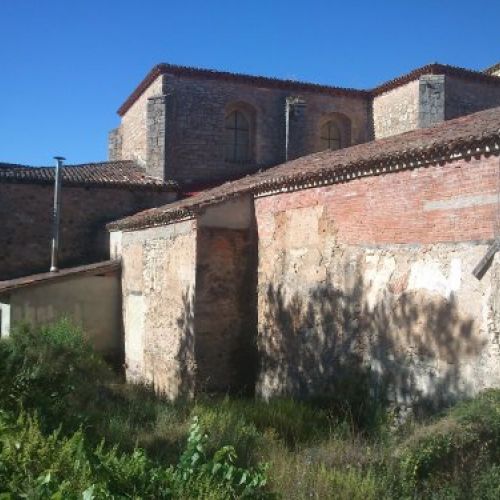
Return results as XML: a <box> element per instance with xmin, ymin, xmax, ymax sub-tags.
<box><xmin>0</xmin><ymin>160</ymin><xmax>177</xmax><ymax>191</ymax></box>
<box><xmin>0</xmin><ymin>260</ymin><xmax>120</xmax><ymax>295</ymax></box>
<box><xmin>371</xmin><ymin>63</ymin><xmax>500</xmax><ymax>96</ymax></box>
<box><xmin>108</xmin><ymin>106</ymin><xmax>500</xmax><ymax>231</ymax></box>
<box><xmin>117</xmin><ymin>62</ymin><xmax>500</xmax><ymax>116</ymax></box>
<box><xmin>117</xmin><ymin>63</ymin><xmax>370</xmax><ymax>116</ymax></box>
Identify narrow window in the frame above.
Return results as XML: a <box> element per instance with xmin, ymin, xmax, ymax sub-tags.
<box><xmin>320</xmin><ymin>121</ymin><xmax>342</xmax><ymax>151</ymax></box>
<box><xmin>225</xmin><ymin>111</ymin><xmax>250</xmax><ymax>162</ymax></box>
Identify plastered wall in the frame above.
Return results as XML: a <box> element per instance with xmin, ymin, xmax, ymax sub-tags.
<box><xmin>4</xmin><ymin>274</ymin><xmax>122</xmax><ymax>359</ymax></box>
<box><xmin>114</xmin><ymin>195</ymin><xmax>259</xmax><ymax>397</ymax></box>
<box><xmin>113</xmin><ymin>152</ymin><xmax>500</xmax><ymax>408</ymax></box>
<box><xmin>115</xmin><ymin>221</ymin><xmax>197</xmax><ymax>398</ymax></box>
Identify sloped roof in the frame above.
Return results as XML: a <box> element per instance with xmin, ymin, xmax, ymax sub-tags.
<box><xmin>371</xmin><ymin>62</ymin><xmax>500</xmax><ymax>96</ymax></box>
<box><xmin>0</xmin><ymin>260</ymin><xmax>120</xmax><ymax>295</ymax></box>
<box><xmin>117</xmin><ymin>63</ymin><xmax>369</xmax><ymax>116</ymax></box>
<box><xmin>0</xmin><ymin>160</ymin><xmax>177</xmax><ymax>191</ymax></box>
<box><xmin>108</xmin><ymin>106</ymin><xmax>500</xmax><ymax>232</ymax></box>
<box><xmin>117</xmin><ymin>62</ymin><xmax>500</xmax><ymax>116</ymax></box>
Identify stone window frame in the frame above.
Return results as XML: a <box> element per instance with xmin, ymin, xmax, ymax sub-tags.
<box><xmin>224</xmin><ymin>102</ymin><xmax>256</xmax><ymax>164</ymax></box>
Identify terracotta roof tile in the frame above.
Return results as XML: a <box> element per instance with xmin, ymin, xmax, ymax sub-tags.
<box><xmin>117</xmin><ymin>63</ymin><xmax>369</xmax><ymax>116</ymax></box>
<box><xmin>108</xmin><ymin>106</ymin><xmax>500</xmax><ymax>231</ymax></box>
<box><xmin>371</xmin><ymin>63</ymin><xmax>500</xmax><ymax>96</ymax></box>
<box><xmin>0</xmin><ymin>160</ymin><xmax>177</xmax><ymax>191</ymax></box>
<box><xmin>118</xmin><ymin>62</ymin><xmax>500</xmax><ymax>116</ymax></box>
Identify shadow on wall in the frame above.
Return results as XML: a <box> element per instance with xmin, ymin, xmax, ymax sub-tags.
<box><xmin>258</xmin><ymin>270</ymin><xmax>484</xmax><ymax>415</ymax></box>
<box><xmin>175</xmin><ymin>281</ymin><xmax>258</xmax><ymax>398</ymax></box>
<box><xmin>175</xmin><ymin>287</ymin><xmax>196</xmax><ymax>399</ymax></box>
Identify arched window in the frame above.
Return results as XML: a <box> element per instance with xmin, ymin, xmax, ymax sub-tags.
<box><xmin>320</xmin><ymin>121</ymin><xmax>342</xmax><ymax>151</ymax></box>
<box><xmin>224</xmin><ymin>110</ymin><xmax>251</xmax><ymax>162</ymax></box>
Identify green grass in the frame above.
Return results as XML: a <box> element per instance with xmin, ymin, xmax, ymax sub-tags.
<box><xmin>0</xmin><ymin>320</ymin><xmax>499</xmax><ymax>498</ymax></box>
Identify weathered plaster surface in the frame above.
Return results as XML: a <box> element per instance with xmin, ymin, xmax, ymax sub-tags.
<box><xmin>254</xmin><ymin>191</ymin><xmax>500</xmax><ymax>408</ymax></box>
<box><xmin>445</xmin><ymin>76</ymin><xmax>500</xmax><ymax>120</ymax></box>
<box><xmin>117</xmin><ymin>220</ymin><xmax>197</xmax><ymax>398</ymax></box>
<box><xmin>114</xmin><ymin>196</ymin><xmax>258</xmax><ymax>398</ymax></box>
<box><xmin>112</xmin><ymin>152</ymin><xmax>500</xmax><ymax>407</ymax></box>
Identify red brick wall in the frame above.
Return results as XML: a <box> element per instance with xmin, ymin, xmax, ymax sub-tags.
<box><xmin>256</xmin><ymin>154</ymin><xmax>499</xmax><ymax>245</ymax></box>
<box><xmin>0</xmin><ymin>183</ymin><xmax>175</xmax><ymax>280</ymax></box>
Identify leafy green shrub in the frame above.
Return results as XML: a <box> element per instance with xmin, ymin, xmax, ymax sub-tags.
<box><xmin>0</xmin><ymin>410</ymin><xmax>94</xmax><ymax>498</ymax></box>
<box><xmin>470</xmin><ymin>464</ymin><xmax>500</xmax><ymax>500</ymax></box>
<box><xmin>388</xmin><ymin>389</ymin><xmax>500</xmax><ymax>498</ymax></box>
<box><xmin>173</xmin><ymin>416</ymin><xmax>268</xmax><ymax>498</ymax></box>
<box><xmin>0</xmin><ymin>319</ymin><xmax>113</xmax><ymax>432</ymax></box>
<box><xmin>0</xmin><ymin>410</ymin><xmax>269</xmax><ymax>499</ymax></box>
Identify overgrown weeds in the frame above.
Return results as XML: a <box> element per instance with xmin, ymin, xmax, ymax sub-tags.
<box><xmin>0</xmin><ymin>319</ymin><xmax>499</xmax><ymax>498</ymax></box>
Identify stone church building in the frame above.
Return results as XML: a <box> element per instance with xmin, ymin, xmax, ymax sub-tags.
<box><xmin>1</xmin><ymin>61</ymin><xmax>500</xmax><ymax>409</ymax></box>
<box><xmin>108</xmin><ymin>62</ymin><xmax>500</xmax><ymax>186</ymax></box>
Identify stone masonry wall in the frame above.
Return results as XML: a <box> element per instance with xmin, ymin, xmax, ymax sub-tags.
<box><xmin>418</xmin><ymin>75</ymin><xmax>445</xmax><ymax>128</ymax></box>
<box><xmin>146</xmin><ymin>94</ymin><xmax>170</xmax><ymax>180</ymax></box>
<box><xmin>445</xmin><ymin>76</ymin><xmax>500</xmax><ymax>120</ymax></box>
<box><xmin>195</xmin><ymin>226</ymin><xmax>257</xmax><ymax>393</ymax></box>
<box><xmin>120</xmin><ymin>72</ymin><xmax>370</xmax><ymax>185</ymax></box>
<box><xmin>373</xmin><ymin>80</ymin><xmax>420</xmax><ymax>138</ymax></box>
<box><xmin>108</xmin><ymin>127</ymin><xmax>122</xmax><ymax>161</ymax></box>
<box><xmin>116</xmin><ymin>221</ymin><xmax>198</xmax><ymax>399</ymax></box>
<box><xmin>0</xmin><ymin>183</ymin><xmax>175</xmax><ymax>280</ymax></box>
<box><xmin>164</xmin><ymin>74</ymin><xmax>370</xmax><ymax>185</ymax></box>
<box><xmin>120</xmin><ymin>74</ymin><xmax>164</xmax><ymax>165</ymax></box>
<box><xmin>114</xmin><ymin>195</ymin><xmax>259</xmax><ymax>398</ymax></box>
<box><xmin>254</xmin><ymin>153</ymin><xmax>500</xmax><ymax>407</ymax></box>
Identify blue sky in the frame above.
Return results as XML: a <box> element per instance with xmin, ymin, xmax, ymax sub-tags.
<box><xmin>0</xmin><ymin>0</ymin><xmax>498</xmax><ymax>165</ymax></box>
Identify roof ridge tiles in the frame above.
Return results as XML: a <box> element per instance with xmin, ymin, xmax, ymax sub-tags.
<box><xmin>117</xmin><ymin>61</ymin><xmax>500</xmax><ymax>116</ymax></box>
<box><xmin>0</xmin><ymin>160</ymin><xmax>178</xmax><ymax>191</ymax></box>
